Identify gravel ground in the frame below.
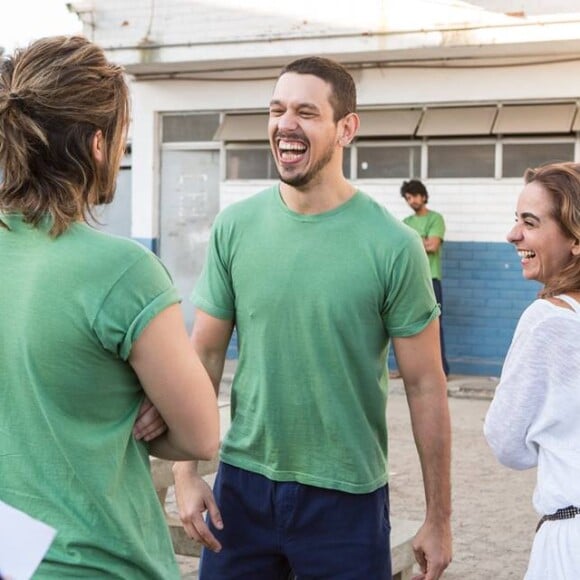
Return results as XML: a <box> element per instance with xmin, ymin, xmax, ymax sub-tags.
<box><xmin>172</xmin><ymin>377</ymin><xmax>539</xmax><ymax>579</ymax></box>
<box><xmin>387</xmin><ymin>390</ymin><xmax>537</xmax><ymax>579</ymax></box>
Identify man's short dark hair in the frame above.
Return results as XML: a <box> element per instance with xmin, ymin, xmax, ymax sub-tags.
<box><xmin>401</xmin><ymin>179</ymin><xmax>429</xmax><ymax>203</ymax></box>
<box><xmin>279</xmin><ymin>56</ymin><xmax>356</xmax><ymax>122</ymax></box>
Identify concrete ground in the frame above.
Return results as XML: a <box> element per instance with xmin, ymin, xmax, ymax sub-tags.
<box><xmin>171</xmin><ymin>367</ymin><xmax>538</xmax><ymax>579</ymax></box>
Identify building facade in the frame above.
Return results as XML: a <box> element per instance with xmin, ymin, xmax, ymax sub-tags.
<box><xmin>70</xmin><ymin>0</ymin><xmax>580</xmax><ymax>374</ymax></box>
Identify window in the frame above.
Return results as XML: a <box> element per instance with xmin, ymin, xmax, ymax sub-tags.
<box><xmin>160</xmin><ymin>106</ymin><xmax>580</xmax><ymax>183</ymax></box>
<box><xmin>357</xmin><ymin>144</ymin><xmax>420</xmax><ymax>178</ymax></box>
<box><xmin>428</xmin><ymin>143</ymin><xmax>495</xmax><ymax>178</ymax></box>
<box><xmin>226</xmin><ymin>148</ymin><xmax>277</xmax><ymax>179</ymax></box>
<box><xmin>342</xmin><ymin>147</ymin><xmax>351</xmax><ymax>178</ymax></box>
<box><xmin>225</xmin><ymin>145</ymin><xmax>351</xmax><ymax>179</ymax></box>
<box><xmin>162</xmin><ymin>114</ymin><xmax>220</xmax><ymax>143</ymax></box>
<box><xmin>502</xmin><ymin>142</ymin><xmax>574</xmax><ymax>178</ymax></box>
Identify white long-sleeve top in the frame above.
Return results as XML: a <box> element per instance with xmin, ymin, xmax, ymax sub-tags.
<box><xmin>484</xmin><ymin>295</ymin><xmax>580</xmax><ymax>515</ymax></box>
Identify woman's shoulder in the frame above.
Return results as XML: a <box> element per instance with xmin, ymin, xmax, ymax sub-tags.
<box><xmin>70</xmin><ymin>224</ymin><xmax>153</xmax><ymax>257</ymax></box>
<box><xmin>65</xmin><ymin>224</ymin><xmax>166</xmax><ymax>283</ymax></box>
<box><xmin>516</xmin><ymin>299</ymin><xmax>579</xmax><ymax>343</ymax></box>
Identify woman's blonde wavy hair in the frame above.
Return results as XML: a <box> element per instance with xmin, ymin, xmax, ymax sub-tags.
<box><xmin>524</xmin><ymin>162</ymin><xmax>580</xmax><ymax>298</ymax></box>
<box><xmin>0</xmin><ymin>35</ymin><xmax>129</xmax><ymax>236</ymax></box>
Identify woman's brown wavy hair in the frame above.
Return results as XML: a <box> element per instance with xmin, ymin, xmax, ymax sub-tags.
<box><xmin>0</xmin><ymin>35</ymin><xmax>129</xmax><ymax>236</ymax></box>
<box><xmin>524</xmin><ymin>162</ymin><xmax>580</xmax><ymax>298</ymax></box>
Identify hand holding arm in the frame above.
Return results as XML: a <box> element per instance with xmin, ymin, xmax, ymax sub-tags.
<box><xmin>422</xmin><ymin>236</ymin><xmax>442</xmax><ymax>254</ymax></box>
<box><xmin>129</xmin><ymin>304</ymin><xmax>220</xmax><ymax>460</ymax></box>
<box><xmin>133</xmin><ymin>396</ymin><xmax>167</xmax><ymax>442</ymax></box>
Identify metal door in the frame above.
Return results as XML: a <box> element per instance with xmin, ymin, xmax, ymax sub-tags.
<box><xmin>159</xmin><ymin>149</ymin><xmax>220</xmax><ymax>331</ymax></box>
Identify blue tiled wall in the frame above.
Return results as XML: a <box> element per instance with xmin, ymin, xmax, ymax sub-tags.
<box><xmin>388</xmin><ymin>241</ymin><xmax>540</xmax><ymax>377</ymax></box>
<box><xmin>443</xmin><ymin>241</ymin><xmax>540</xmax><ymax>376</ymax></box>
<box><xmin>226</xmin><ymin>328</ymin><xmax>238</xmax><ymax>359</ymax></box>
<box><xmin>134</xmin><ymin>237</ymin><xmax>158</xmax><ymax>253</ymax></box>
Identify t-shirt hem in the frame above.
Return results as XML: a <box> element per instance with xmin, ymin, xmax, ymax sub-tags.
<box><xmin>119</xmin><ymin>288</ymin><xmax>181</xmax><ymax>360</ymax></box>
<box><xmin>191</xmin><ymin>294</ymin><xmax>235</xmax><ymax>320</ymax></box>
<box><xmin>220</xmin><ymin>455</ymin><xmax>388</xmax><ymax>495</ymax></box>
<box><xmin>387</xmin><ymin>303</ymin><xmax>440</xmax><ymax>338</ymax></box>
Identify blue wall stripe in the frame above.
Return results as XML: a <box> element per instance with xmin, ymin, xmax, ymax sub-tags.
<box><xmin>443</xmin><ymin>240</ymin><xmax>539</xmax><ymax>376</ymax></box>
<box><xmin>134</xmin><ymin>237</ymin><xmax>158</xmax><ymax>254</ymax></box>
<box><xmin>389</xmin><ymin>240</ymin><xmax>540</xmax><ymax>377</ymax></box>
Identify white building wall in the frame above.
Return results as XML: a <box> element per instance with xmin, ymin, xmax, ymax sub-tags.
<box><xmin>129</xmin><ymin>59</ymin><xmax>580</xmax><ymax>241</ymax></box>
<box><xmin>219</xmin><ymin>179</ymin><xmax>521</xmax><ymax>243</ymax></box>
<box><xmin>357</xmin><ymin>60</ymin><xmax>580</xmax><ymax>106</ymax></box>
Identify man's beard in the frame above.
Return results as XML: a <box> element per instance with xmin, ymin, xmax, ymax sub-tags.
<box><xmin>277</xmin><ymin>142</ymin><xmax>335</xmax><ymax>189</ymax></box>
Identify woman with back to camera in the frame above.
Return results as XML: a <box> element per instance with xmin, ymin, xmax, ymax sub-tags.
<box><xmin>484</xmin><ymin>162</ymin><xmax>580</xmax><ymax>579</ymax></box>
<box><xmin>0</xmin><ymin>36</ymin><xmax>219</xmax><ymax>578</ymax></box>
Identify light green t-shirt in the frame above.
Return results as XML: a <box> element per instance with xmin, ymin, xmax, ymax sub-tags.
<box><xmin>403</xmin><ymin>210</ymin><xmax>446</xmax><ymax>280</ymax></box>
<box><xmin>0</xmin><ymin>214</ymin><xmax>180</xmax><ymax>578</ymax></box>
<box><xmin>193</xmin><ymin>187</ymin><xmax>438</xmax><ymax>494</ymax></box>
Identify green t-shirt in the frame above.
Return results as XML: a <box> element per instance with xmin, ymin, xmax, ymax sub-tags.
<box><xmin>403</xmin><ymin>210</ymin><xmax>446</xmax><ymax>280</ymax></box>
<box><xmin>0</xmin><ymin>214</ymin><xmax>180</xmax><ymax>578</ymax></box>
<box><xmin>193</xmin><ymin>187</ymin><xmax>438</xmax><ymax>494</ymax></box>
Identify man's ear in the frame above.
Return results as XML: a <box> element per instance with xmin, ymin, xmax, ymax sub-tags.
<box><xmin>92</xmin><ymin>130</ymin><xmax>104</xmax><ymax>164</ymax></box>
<box><xmin>338</xmin><ymin>112</ymin><xmax>360</xmax><ymax>146</ymax></box>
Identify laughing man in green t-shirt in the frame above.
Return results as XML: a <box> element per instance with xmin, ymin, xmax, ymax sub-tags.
<box><xmin>174</xmin><ymin>57</ymin><xmax>452</xmax><ymax>580</ymax></box>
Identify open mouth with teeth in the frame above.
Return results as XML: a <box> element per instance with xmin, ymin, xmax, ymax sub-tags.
<box><xmin>277</xmin><ymin>138</ymin><xmax>308</xmax><ymax>163</ymax></box>
<box><xmin>518</xmin><ymin>250</ymin><xmax>536</xmax><ymax>260</ymax></box>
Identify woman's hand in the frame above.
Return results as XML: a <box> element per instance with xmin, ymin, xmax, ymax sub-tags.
<box><xmin>133</xmin><ymin>397</ymin><xmax>167</xmax><ymax>441</ymax></box>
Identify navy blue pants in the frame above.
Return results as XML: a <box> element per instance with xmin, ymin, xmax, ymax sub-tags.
<box><xmin>199</xmin><ymin>463</ymin><xmax>392</xmax><ymax>579</ymax></box>
<box><xmin>432</xmin><ymin>278</ymin><xmax>450</xmax><ymax>376</ymax></box>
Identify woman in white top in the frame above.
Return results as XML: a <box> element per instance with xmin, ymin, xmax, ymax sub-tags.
<box><xmin>484</xmin><ymin>162</ymin><xmax>580</xmax><ymax>580</ymax></box>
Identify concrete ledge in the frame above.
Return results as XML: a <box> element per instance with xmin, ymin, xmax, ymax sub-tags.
<box><xmin>166</xmin><ymin>513</ymin><xmax>203</xmax><ymax>557</ymax></box>
<box><xmin>391</xmin><ymin>517</ymin><xmax>420</xmax><ymax>580</ymax></box>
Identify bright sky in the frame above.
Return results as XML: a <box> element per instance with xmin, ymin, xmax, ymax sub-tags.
<box><xmin>0</xmin><ymin>0</ymin><xmax>83</xmax><ymax>56</ymax></box>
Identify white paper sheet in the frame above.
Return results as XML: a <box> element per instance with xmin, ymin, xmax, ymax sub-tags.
<box><xmin>0</xmin><ymin>500</ymin><xmax>56</xmax><ymax>580</ymax></box>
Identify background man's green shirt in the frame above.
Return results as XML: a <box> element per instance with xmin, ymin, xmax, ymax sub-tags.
<box><xmin>403</xmin><ymin>210</ymin><xmax>446</xmax><ymax>280</ymax></box>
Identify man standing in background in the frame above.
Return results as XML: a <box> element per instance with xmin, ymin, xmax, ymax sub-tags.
<box><xmin>401</xmin><ymin>179</ymin><xmax>450</xmax><ymax>377</ymax></box>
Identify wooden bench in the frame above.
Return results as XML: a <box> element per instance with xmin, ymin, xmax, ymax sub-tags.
<box><xmin>151</xmin><ymin>457</ymin><xmax>420</xmax><ymax>580</ymax></box>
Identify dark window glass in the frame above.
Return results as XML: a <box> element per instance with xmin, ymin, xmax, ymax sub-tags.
<box><xmin>503</xmin><ymin>143</ymin><xmax>574</xmax><ymax>178</ymax></box>
<box><xmin>428</xmin><ymin>144</ymin><xmax>495</xmax><ymax>178</ymax></box>
<box><xmin>343</xmin><ymin>147</ymin><xmax>351</xmax><ymax>178</ymax></box>
<box><xmin>226</xmin><ymin>147</ymin><xmax>351</xmax><ymax>179</ymax></box>
<box><xmin>357</xmin><ymin>145</ymin><xmax>420</xmax><ymax>178</ymax></box>
<box><xmin>162</xmin><ymin>114</ymin><xmax>220</xmax><ymax>143</ymax></box>
<box><xmin>226</xmin><ymin>149</ymin><xmax>276</xmax><ymax>179</ymax></box>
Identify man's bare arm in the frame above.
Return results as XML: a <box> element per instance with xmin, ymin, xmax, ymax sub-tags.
<box><xmin>172</xmin><ymin>309</ymin><xmax>234</xmax><ymax>551</ymax></box>
<box><xmin>392</xmin><ymin>319</ymin><xmax>452</xmax><ymax>580</ymax></box>
<box><xmin>423</xmin><ymin>236</ymin><xmax>442</xmax><ymax>254</ymax></box>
